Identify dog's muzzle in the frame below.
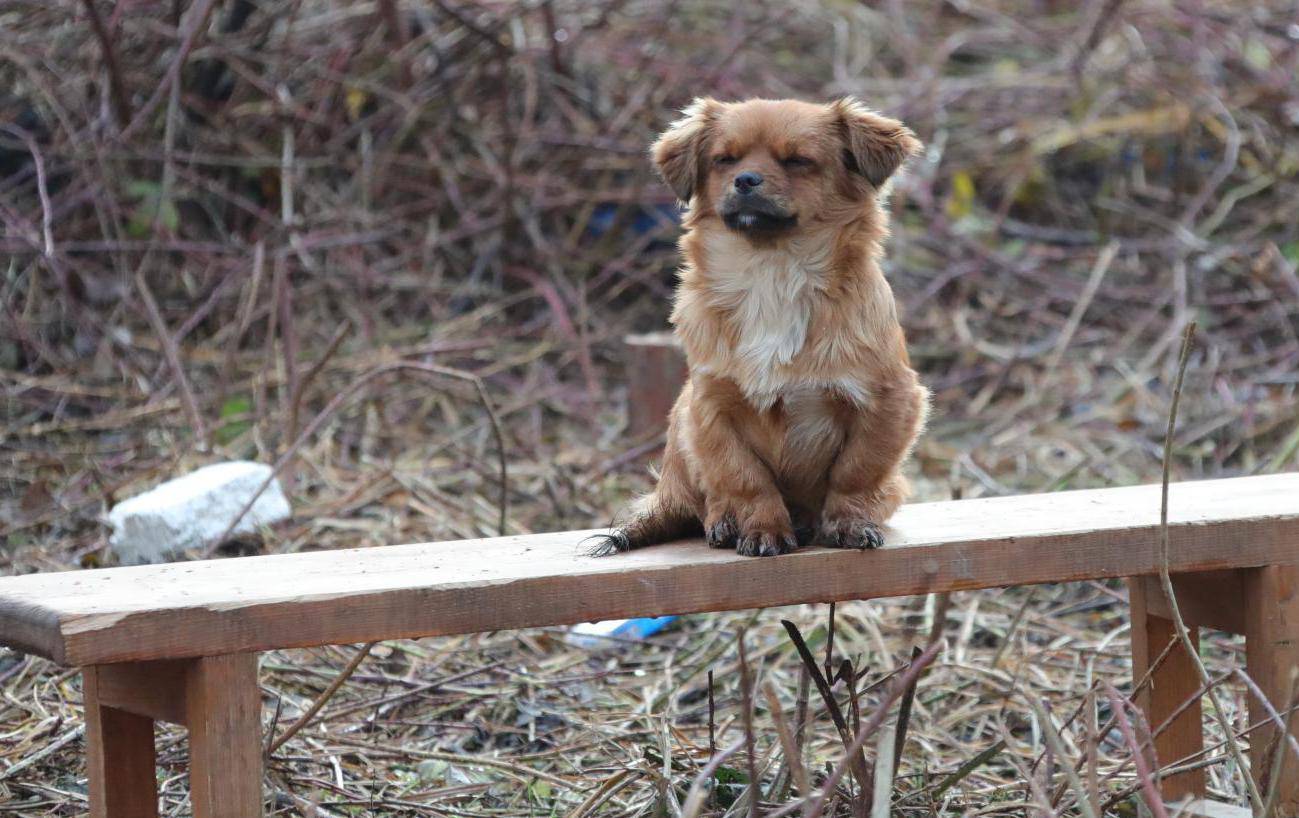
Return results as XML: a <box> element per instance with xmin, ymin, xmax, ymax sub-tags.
<box><xmin>720</xmin><ymin>193</ymin><xmax>797</xmax><ymax>235</ymax></box>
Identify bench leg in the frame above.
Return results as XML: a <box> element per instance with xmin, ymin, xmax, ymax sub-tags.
<box><xmin>1128</xmin><ymin>578</ymin><xmax>1206</xmax><ymax>802</ymax></box>
<box><xmin>1245</xmin><ymin>565</ymin><xmax>1299</xmax><ymax>816</ymax></box>
<box><xmin>186</xmin><ymin>653</ymin><xmax>264</xmax><ymax>818</ymax></box>
<box><xmin>84</xmin><ymin>655</ymin><xmax>263</xmax><ymax>817</ymax></box>
<box><xmin>84</xmin><ymin>667</ymin><xmax>159</xmax><ymax>818</ymax></box>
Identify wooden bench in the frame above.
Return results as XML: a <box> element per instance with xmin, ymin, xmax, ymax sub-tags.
<box><xmin>2</xmin><ymin>474</ymin><xmax>1298</xmax><ymax>817</ymax></box>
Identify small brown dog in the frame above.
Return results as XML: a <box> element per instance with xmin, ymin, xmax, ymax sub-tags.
<box><xmin>594</xmin><ymin>97</ymin><xmax>928</xmax><ymax>557</ymax></box>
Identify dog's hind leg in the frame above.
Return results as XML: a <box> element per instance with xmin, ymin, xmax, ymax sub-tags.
<box><xmin>586</xmin><ymin>418</ymin><xmax>703</xmax><ymax>555</ymax></box>
<box><xmin>586</xmin><ymin>493</ymin><xmax>702</xmax><ymax>556</ymax></box>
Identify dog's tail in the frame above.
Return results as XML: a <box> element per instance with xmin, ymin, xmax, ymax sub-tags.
<box><xmin>584</xmin><ymin>494</ymin><xmax>701</xmax><ymax>556</ymax></box>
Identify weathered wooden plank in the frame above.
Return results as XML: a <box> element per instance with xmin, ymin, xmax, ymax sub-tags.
<box><xmin>186</xmin><ymin>653</ymin><xmax>263</xmax><ymax>818</ymax></box>
<box><xmin>3</xmin><ymin>474</ymin><xmax>1298</xmax><ymax>666</ymax></box>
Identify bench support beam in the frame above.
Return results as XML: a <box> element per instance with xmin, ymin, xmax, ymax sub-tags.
<box><xmin>83</xmin><ymin>653</ymin><xmax>263</xmax><ymax>818</ymax></box>
<box><xmin>1134</xmin><ymin>571</ymin><xmax>1246</xmax><ymax>634</ymax></box>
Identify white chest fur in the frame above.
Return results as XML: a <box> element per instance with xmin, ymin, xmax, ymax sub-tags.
<box><xmin>702</xmin><ymin>233</ymin><xmax>832</xmax><ymax>407</ymax></box>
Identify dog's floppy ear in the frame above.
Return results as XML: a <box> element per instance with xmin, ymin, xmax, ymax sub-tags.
<box><xmin>834</xmin><ymin>98</ymin><xmax>922</xmax><ymax>188</ymax></box>
<box><xmin>651</xmin><ymin>98</ymin><xmax>720</xmax><ymax>203</ymax></box>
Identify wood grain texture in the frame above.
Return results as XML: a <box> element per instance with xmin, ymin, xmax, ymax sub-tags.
<box><xmin>1128</xmin><ymin>579</ymin><xmax>1205</xmax><ymax>801</ymax></box>
<box><xmin>1136</xmin><ymin>571</ymin><xmax>1246</xmax><ymax>634</ymax></box>
<box><xmin>3</xmin><ymin>474</ymin><xmax>1298</xmax><ymax>666</ymax></box>
<box><xmin>186</xmin><ymin>653</ymin><xmax>263</xmax><ymax>818</ymax></box>
<box><xmin>87</xmin><ymin>660</ymin><xmax>189</xmax><ymax>725</ymax></box>
<box><xmin>624</xmin><ymin>332</ymin><xmax>686</xmax><ymax>441</ymax></box>
<box><xmin>84</xmin><ymin>667</ymin><xmax>159</xmax><ymax>818</ymax></box>
<box><xmin>1245</xmin><ymin>564</ymin><xmax>1299</xmax><ymax>817</ymax></box>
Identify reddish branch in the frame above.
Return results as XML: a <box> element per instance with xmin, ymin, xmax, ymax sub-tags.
<box><xmin>77</xmin><ymin>0</ymin><xmax>132</xmax><ymax>124</ymax></box>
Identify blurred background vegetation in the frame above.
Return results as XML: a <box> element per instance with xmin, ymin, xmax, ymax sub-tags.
<box><xmin>1</xmin><ymin>1</ymin><xmax>1298</xmax><ymax>814</ymax></box>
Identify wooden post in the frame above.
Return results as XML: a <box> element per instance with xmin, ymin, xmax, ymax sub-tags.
<box><xmin>1244</xmin><ymin>565</ymin><xmax>1299</xmax><ymax>816</ymax></box>
<box><xmin>186</xmin><ymin>653</ymin><xmax>264</xmax><ymax>818</ymax></box>
<box><xmin>84</xmin><ymin>667</ymin><xmax>159</xmax><ymax>818</ymax></box>
<box><xmin>1128</xmin><ymin>577</ymin><xmax>1206</xmax><ymax>802</ymax></box>
<box><xmin>624</xmin><ymin>332</ymin><xmax>686</xmax><ymax>443</ymax></box>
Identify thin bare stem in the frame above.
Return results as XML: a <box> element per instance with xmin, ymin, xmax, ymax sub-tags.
<box><xmin>764</xmin><ymin>681</ymin><xmax>809</xmax><ymax>800</ymax></box>
<box><xmin>266</xmin><ymin>642</ymin><xmax>376</xmax><ymax>756</ymax></box>
<box><xmin>680</xmin><ymin>739</ymin><xmax>746</xmax><ymax>818</ymax></box>
<box><xmin>209</xmin><ymin>360</ymin><xmax>509</xmax><ymax>550</ymax></box>
<box><xmin>1027</xmin><ymin>695</ymin><xmax>1098</xmax><ymax>818</ymax></box>
<box><xmin>1102</xmin><ymin>682</ymin><xmax>1169</xmax><ymax>818</ymax></box>
<box><xmin>1155</xmin><ymin>321</ymin><xmax>1264</xmax><ymax>812</ymax></box>
<box><xmin>737</xmin><ymin>630</ymin><xmax>760</xmax><ymax>818</ymax></box>
<box><xmin>135</xmin><ymin>272</ymin><xmax>210</xmax><ymax>450</ymax></box>
<box><xmin>780</xmin><ymin>641</ymin><xmax>940</xmax><ymax>818</ymax></box>
<box><xmin>77</xmin><ymin>0</ymin><xmax>132</xmax><ymax>124</ymax></box>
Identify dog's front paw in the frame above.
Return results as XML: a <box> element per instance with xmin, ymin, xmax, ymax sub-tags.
<box><xmin>736</xmin><ymin>528</ymin><xmax>798</xmax><ymax>558</ymax></box>
<box><xmin>818</xmin><ymin>517</ymin><xmax>885</xmax><ymax>550</ymax></box>
<box><xmin>705</xmin><ymin>513</ymin><xmax>739</xmax><ymax>550</ymax></box>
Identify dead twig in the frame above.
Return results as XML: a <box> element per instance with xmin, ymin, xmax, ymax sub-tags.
<box><xmin>76</xmin><ymin>0</ymin><xmax>132</xmax><ymax>124</ymax></box>
<box><xmin>781</xmin><ymin>618</ymin><xmax>873</xmax><ymax>807</ymax></box>
<box><xmin>778</xmin><ymin>641</ymin><xmax>940</xmax><ymax>818</ymax></box>
<box><xmin>680</xmin><ymin>739</ymin><xmax>746</xmax><ymax>818</ymax></box>
<box><xmin>209</xmin><ymin>359</ymin><xmax>510</xmax><ymax>551</ymax></box>
<box><xmin>0</xmin><ymin>725</ymin><xmax>85</xmax><ymax>781</ymax></box>
<box><xmin>1102</xmin><ymin>682</ymin><xmax>1169</xmax><ymax>818</ymax></box>
<box><xmin>135</xmin><ymin>272</ymin><xmax>211</xmax><ymax>450</ymax></box>
<box><xmin>764</xmin><ymin>681</ymin><xmax>809</xmax><ymax>800</ymax></box>
<box><xmin>737</xmin><ymin>630</ymin><xmax>761</xmax><ymax>818</ymax></box>
<box><xmin>120</xmin><ymin>0</ymin><xmax>220</xmax><ymax>139</ymax></box>
<box><xmin>1154</xmin><ymin>322</ymin><xmax>1264</xmax><ymax>812</ymax></box>
<box><xmin>266</xmin><ymin>642</ymin><xmax>377</xmax><ymax>756</ymax></box>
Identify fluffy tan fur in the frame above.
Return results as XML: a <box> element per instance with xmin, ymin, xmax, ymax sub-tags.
<box><xmin>594</xmin><ymin>98</ymin><xmax>928</xmax><ymax>557</ymax></box>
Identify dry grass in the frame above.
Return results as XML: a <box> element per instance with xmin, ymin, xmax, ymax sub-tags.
<box><xmin>1</xmin><ymin>0</ymin><xmax>1298</xmax><ymax>814</ymax></box>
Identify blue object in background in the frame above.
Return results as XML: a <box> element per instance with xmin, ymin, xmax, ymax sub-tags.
<box><xmin>566</xmin><ymin>615</ymin><xmax>679</xmax><ymax>648</ymax></box>
<box><xmin>585</xmin><ymin>202</ymin><xmax>680</xmax><ymax>242</ymax></box>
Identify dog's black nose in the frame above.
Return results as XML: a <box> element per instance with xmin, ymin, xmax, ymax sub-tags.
<box><xmin>734</xmin><ymin>171</ymin><xmax>763</xmax><ymax>193</ymax></box>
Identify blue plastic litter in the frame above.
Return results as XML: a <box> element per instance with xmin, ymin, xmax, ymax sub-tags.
<box><xmin>566</xmin><ymin>615</ymin><xmax>678</xmax><ymax>647</ymax></box>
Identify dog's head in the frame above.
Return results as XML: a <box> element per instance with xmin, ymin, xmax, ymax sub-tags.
<box><xmin>651</xmin><ymin>98</ymin><xmax>921</xmax><ymax>239</ymax></box>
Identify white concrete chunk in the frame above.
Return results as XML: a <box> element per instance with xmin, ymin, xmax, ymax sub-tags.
<box><xmin>106</xmin><ymin>461</ymin><xmax>291</xmax><ymax>564</ymax></box>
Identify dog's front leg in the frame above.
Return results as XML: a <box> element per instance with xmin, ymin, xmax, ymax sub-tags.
<box><xmin>690</xmin><ymin>375</ymin><xmax>796</xmax><ymax>557</ymax></box>
<box><xmin>820</xmin><ymin>374</ymin><xmax>928</xmax><ymax>549</ymax></box>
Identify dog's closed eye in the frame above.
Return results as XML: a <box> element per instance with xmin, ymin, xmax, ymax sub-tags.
<box><xmin>780</xmin><ymin>155</ymin><xmax>815</xmax><ymax>169</ymax></box>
